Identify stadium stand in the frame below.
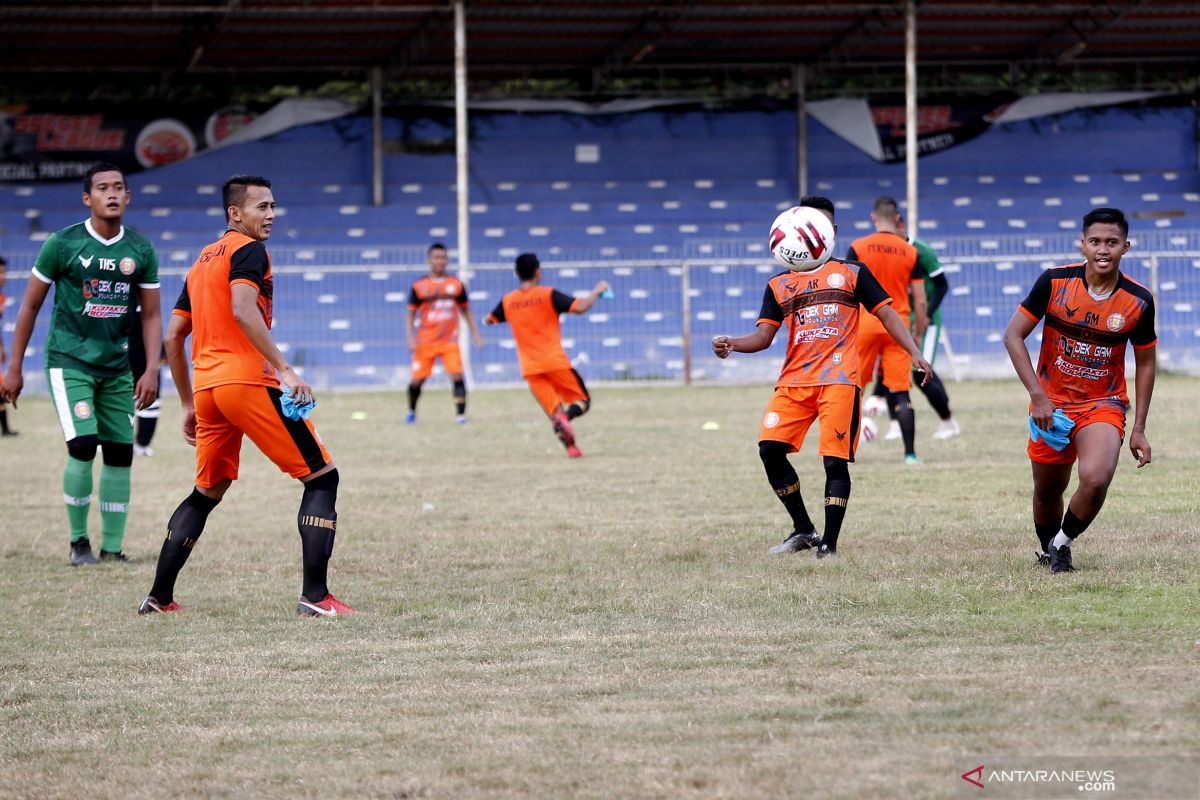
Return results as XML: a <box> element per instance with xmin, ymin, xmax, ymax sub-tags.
<box><xmin>3</xmin><ymin>104</ymin><xmax>1199</xmax><ymax>389</ymax></box>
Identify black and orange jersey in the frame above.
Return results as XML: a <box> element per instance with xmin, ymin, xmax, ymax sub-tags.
<box><xmin>1018</xmin><ymin>264</ymin><xmax>1156</xmax><ymax>408</ymax></box>
<box><xmin>846</xmin><ymin>231</ymin><xmax>921</xmax><ymax>335</ymax></box>
<box><xmin>757</xmin><ymin>258</ymin><xmax>891</xmax><ymax>389</ymax></box>
<box><xmin>408</xmin><ymin>274</ymin><xmax>469</xmax><ymax>348</ymax></box>
<box><xmin>173</xmin><ymin>230</ymin><xmax>276</xmax><ymax>391</ymax></box>
<box><xmin>486</xmin><ymin>286</ymin><xmax>578</xmax><ymax>376</ymax></box>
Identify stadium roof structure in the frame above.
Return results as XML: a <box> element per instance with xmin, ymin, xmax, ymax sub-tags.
<box><xmin>3</xmin><ymin>0</ymin><xmax>1199</xmax><ymax>90</ymax></box>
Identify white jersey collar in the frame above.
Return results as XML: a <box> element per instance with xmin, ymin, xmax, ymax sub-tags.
<box><xmin>85</xmin><ymin>219</ymin><xmax>125</xmax><ymax>246</ymax></box>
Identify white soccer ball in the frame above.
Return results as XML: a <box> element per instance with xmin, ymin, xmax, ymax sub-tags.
<box><xmin>862</xmin><ymin>395</ymin><xmax>889</xmax><ymax>417</ymax></box>
<box><xmin>769</xmin><ymin>205</ymin><xmax>836</xmax><ymax>272</ymax></box>
<box><xmin>860</xmin><ymin>417</ymin><xmax>878</xmax><ymax>443</ymax></box>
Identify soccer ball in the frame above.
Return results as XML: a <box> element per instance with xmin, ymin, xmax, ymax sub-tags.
<box><xmin>860</xmin><ymin>417</ymin><xmax>878</xmax><ymax>442</ymax></box>
<box><xmin>769</xmin><ymin>205</ymin><xmax>836</xmax><ymax>272</ymax></box>
<box><xmin>862</xmin><ymin>395</ymin><xmax>889</xmax><ymax>417</ymax></box>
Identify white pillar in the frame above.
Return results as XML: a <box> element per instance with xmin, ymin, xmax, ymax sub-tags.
<box><xmin>795</xmin><ymin>64</ymin><xmax>808</xmax><ymax>199</ymax></box>
<box><xmin>454</xmin><ymin>0</ymin><xmax>470</xmax><ymax>270</ymax></box>
<box><xmin>905</xmin><ymin>0</ymin><xmax>918</xmax><ymax>232</ymax></box>
<box><xmin>371</xmin><ymin>66</ymin><xmax>384</xmax><ymax>208</ymax></box>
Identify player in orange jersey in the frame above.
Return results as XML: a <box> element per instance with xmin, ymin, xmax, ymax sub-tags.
<box><xmin>405</xmin><ymin>243</ymin><xmax>483</xmax><ymax>425</ymax></box>
<box><xmin>1004</xmin><ymin>207</ymin><xmax>1156</xmax><ymax>574</ymax></box>
<box><xmin>713</xmin><ymin>196</ymin><xmax>932</xmax><ymax>559</ymax></box>
<box><xmin>139</xmin><ymin>175</ymin><xmax>355</xmax><ymax>617</ymax></box>
<box><xmin>485</xmin><ymin>253</ymin><xmax>608</xmax><ymax>458</ymax></box>
<box><xmin>847</xmin><ymin>196</ymin><xmax>928</xmax><ymax>464</ymax></box>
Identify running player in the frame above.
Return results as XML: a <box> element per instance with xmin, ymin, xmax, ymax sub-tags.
<box><xmin>712</xmin><ymin>196</ymin><xmax>932</xmax><ymax>558</ymax></box>
<box><xmin>0</xmin><ymin>255</ymin><xmax>16</xmax><ymax>437</ymax></box>
<box><xmin>869</xmin><ymin>214</ymin><xmax>960</xmax><ymax>440</ymax></box>
<box><xmin>139</xmin><ymin>175</ymin><xmax>355</xmax><ymax>616</ymax></box>
<box><xmin>847</xmin><ymin>197</ymin><xmax>928</xmax><ymax>464</ymax></box>
<box><xmin>484</xmin><ymin>253</ymin><xmax>608</xmax><ymax>458</ymax></box>
<box><xmin>1003</xmin><ymin>207</ymin><xmax>1155</xmax><ymax>574</ymax></box>
<box><xmin>405</xmin><ymin>242</ymin><xmax>483</xmax><ymax>425</ymax></box>
<box><xmin>0</xmin><ymin>164</ymin><xmax>161</xmax><ymax>565</ymax></box>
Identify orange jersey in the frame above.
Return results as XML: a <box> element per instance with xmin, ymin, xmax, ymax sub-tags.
<box><xmin>408</xmin><ymin>274</ymin><xmax>469</xmax><ymax>347</ymax></box>
<box><xmin>486</xmin><ymin>285</ymin><xmax>578</xmax><ymax>376</ymax></box>
<box><xmin>757</xmin><ymin>259</ymin><xmax>891</xmax><ymax>389</ymax></box>
<box><xmin>173</xmin><ymin>230</ymin><xmax>277</xmax><ymax>391</ymax></box>
<box><xmin>846</xmin><ymin>231</ymin><xmax>921</xmax><ymax>334</ymax></box>
<box><xmin>1018</xmin><ymin>264</ymin><xmax>1155</xmax><ymax>408</ymax></box>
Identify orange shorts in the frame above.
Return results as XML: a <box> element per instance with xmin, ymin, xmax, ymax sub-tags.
<box><xmin>526</xmin><ymin>369</ymin><xmax>589</xmax><ymax>417</ymax></box>
<box><xmin>194</xmin><ymin>383</ymin><xmax>332</xmax><ymax>488</ymax></box>
<box><xmin>1027</xmin><ymin>401</ymin><xmax>1126</xmax><ymax>465</ymax></box>
<box><xmin>858</xmin><ymin>330</ymin><xmax>911</xmax><ymax>392</ymax></box>
<box><xmin>412</xmin><ymin>341</ymin><xmax>464</xmax><ymax>382</ymax></box>
<box><xmin>759</xmin><ymin>383</ymin><xmax>863</xmax><ymax>461</ymax></box>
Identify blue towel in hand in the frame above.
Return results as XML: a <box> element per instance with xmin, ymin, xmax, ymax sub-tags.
<box><xmin>1028</xmin><ymin>408</ymin><xmax>1075</xmax><ymax>451</ymax></box>
<box><xmin>600</xmin><ymin>287</ymin><xmax>615</xmax><ymax>300</ymax></box>
<box><xmin>280</xmin><ymin>387</ymin><xmax>317</xmax><ymax>421</ymax></box>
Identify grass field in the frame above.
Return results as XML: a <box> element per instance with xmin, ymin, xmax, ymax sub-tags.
<box><xmin>2</xmin><ymin>378</ymin><xmax>1199</xmax><ymax>799</ymax></box>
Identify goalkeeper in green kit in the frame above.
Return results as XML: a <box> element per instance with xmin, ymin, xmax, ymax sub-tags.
<box><xmin>0</xmin><ymin>163</ymin><xmax>162</xmax><ymax>565</ymax></box>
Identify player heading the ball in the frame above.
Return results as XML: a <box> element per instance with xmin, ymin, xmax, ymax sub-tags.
<box><xmin>712</xmin><ymin>198</ymin><xmax>932</xmax><ymax>559</ymax></box>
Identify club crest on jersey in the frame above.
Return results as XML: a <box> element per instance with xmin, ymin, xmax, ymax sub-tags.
<box><xmin>73</xmin><ymin>401</ymin><xmax>92</xmax><ymax>420</ymax></box>
<box><xmin>119</xmin><ymin>257</ymin><xmax>136</xmax><ymax>276</ymax></box>
<box><xmin>763</xmin><ymin>411</ymin><xmax>781</xmax><ymax>429</ymax></box>
<box><xmin>1107</xmin><ymin>313</ymin><xmax>1125</xmax><ymax>331</ymax></box>
<box><xmin>827</xmin><ymin>273</ymin><xmax>845</xmax><ymax>289</ymax></box>
<box><xmin>831</xmin><ymin>352</ymin><xmax>843</xmax><ymax>365</ymax></box>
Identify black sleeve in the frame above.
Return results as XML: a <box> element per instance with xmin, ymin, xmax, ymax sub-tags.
<box><xmin>488</xmin><ymin>301</ymin><xmax>505</xmax><ymax>323</ymax></box>
<box><xmin>1131</xmin><ymin>297</ymin><xmax>1157</xmax><ymax>347</ymax></box>
<box><xmin>926</xmin><ymin>272</ymin><xmax>949</xmax><ymax>317</ymax></box>
<box><xmin>909</xmin><ymin>253</ymin><xmax>922</xmax><ymax>281</ymax></box>
<box><xmin>457</xmin><ymin>281</ymin><xmax>470</xmax><ymax>307</ymax></box>
<box><xmin>845</xmin><ymin>245</ymin><xmax>859</xmax><ymax>262</ymax></box>
<box><xmin>757</xmin><ymin>283</ymin><xmax>783</xmax><ymax>325</ymax></box>
<box><xmin>550</xmin><ymin>289</ymin><xmax>576</xmax><ymax>314</ymax></box>
<box><xmin>174</xmin><ymin>281</ymin><xmax>191</xmax><ymax>314</ymax></box>
<box><xmin>1019</xmin><ymin>270</ymin><xmax>1052</xmax><ymax>320</ymax></box>
<box><xmin>854</xmin><ymin>266</ymin><xmax>892</xmax><ymax>312</ymax></box>
<box><xmin>228</xmin><ymin>241</ymin><xmax>269</xmax><ymax>289</ymax></box>
<box><xmin>408</xmin><ymin>285</ymin><xmax>421</xmax><ymax>307</ymax></box>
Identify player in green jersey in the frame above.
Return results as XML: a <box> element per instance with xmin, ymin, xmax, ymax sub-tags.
<box><xmin>866</xmin><ymin>215</ymin><xmax>960</xmax><ymax>441</ymax></box>
<box><xmin>0</xmin><ymin>163</ymin><xmax>162</xmax><ymax>565</ymax></box>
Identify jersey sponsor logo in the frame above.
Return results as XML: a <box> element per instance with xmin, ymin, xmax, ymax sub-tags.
<box><xmin>83</xmin><ymin>302</ymin><xmax>128</xmax><ymax>319</ymax></box>
<box><xmin>1107</xmin><ymin>313</ymin><xmax>1125</xmax><ymax>331</ymax></box>
<box><xmin>763</xmin><ymin>411</ymin><xmax>781</xmax><ymax>429</ymax></box>
<box><xmin>119</xmin><ymin>257</ymin><xmax>136</xmax><ymax>276</ymax></box>
<box><xmin>793</xmin><ymin>325</ymin><xmax>839</xmax><ymax>344</ymax></box>
<box><xmin>98</xmin><ymin>257</ymin><xmax>117</xmax><ymax>271</ymax></box>
<box><xmin>1053</xmin><ymin>355</ymin><xmax>1108</xmax><ymax>381</ymax></box>
<box><xmin>78</xmin><ymin>254</ymin><xmax>94</xmax><ymax>269</ymax></box>
<box><xmin>827</xmin><ymin>273</ymin><xmax>846</xmax><ymax>289</ymax></box>
<box><xmin>82</xmin><ymin>279</ymin><xmax>131</xmax><ymax>299</ymax></box>
<box><xmin>73</xmin><ymin>400</ymin><xmax>92</xmax><ymax>420</ymax></box>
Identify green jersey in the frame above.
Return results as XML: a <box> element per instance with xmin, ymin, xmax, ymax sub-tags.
<box><xmin>910</xmin><ymin>236</ymin><xmax>945</xmax><ymax>326</ymax></box>
<box><xmin>33</xmin><ymin>220</ymin><xmax>160</xmax><ymax>377</ymax></box>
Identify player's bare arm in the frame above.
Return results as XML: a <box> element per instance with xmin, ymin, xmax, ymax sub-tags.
<box><xmin>405</xmin><ymin>305</ymin><xmax>417</xmax><ymax>351</ymax></box>
<box><xmin>712</xmin><ymin>322</ymin><xmax>779</xmax><ymax>358</ymax></box>
<box><xmin>570</xmin><ymin>280</ymin><xmax>610</xmax><ymax>315</ymax></box>
<box><xmin>1002</xmin><ymin>309</ymin><xmax>1055</xmax><ymax>430</ymax></box>
<box><xmin>230</xmin><ymin>282</ymin><xmax>313</xmax><ymax>406</ymax></box>
<box><xmin>1129</xmin><ymin>344</ymin><xmax>1155</xmax><ymax>467</ymax></box>
<box><xmin>164</xmin><ymin>313</ymin><xmax>196</xmax><ymax>445</ymax></box>
<box><xmin>0</xmin><ymin>278</ymin><xmax>52</xmax><ymax>406</ymax></box>
<box><xmin>462</xmin><ymin>307</ymin><xmax>484</xmax><ymax>348</ymax></box>
<box><xmin>874</xmin><ymin>305</ymin><xmax>932</xmax><ymax>383</ymax></box>
<box><xmin>134</xmin><ymin>287</ymin><xmax>163</xmax><ymax>411</ymax></box>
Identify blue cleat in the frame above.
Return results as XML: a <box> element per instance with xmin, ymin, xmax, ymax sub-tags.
<box><xmin>404</xmin><ymin>411</ymin><xmax>416</xmax><ymax>425</ymax></box>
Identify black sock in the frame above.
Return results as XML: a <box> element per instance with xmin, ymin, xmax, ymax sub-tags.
<box><xmin>453</xmin><ymin>379</ymin><xmax>466</xmax><ymax>416</ymax></box>
<box><xmin>822</xmin><ymin>456</ymin><xmax>852</xmax><ymax>550</ymax></box>
<box><xmin>565</xmin><ymin>400</ymin><xmax>589</xmax><ymax>420</ymax></box>
<box><xmin>149</xmin><ymin>489</ymin><xmax>221</xmax><ymax>605</ymax></box>
<box><xmin>1034</xmin><ymin>522</ymin><xmax>1058</xmax><ymax>553</ymax></box>
<box><xmin>891</xmin><ymin>391</ymin><xmax>916</xmax><ymax>456</ymax></box>
<box><xmin>759</xmin><ymin>442</ymin><xmax>815</xmax><ymax>534</ymax></box>
<box><xmin>0</xmin><ymin>408</ymin><xmax>9</xmax><ymax>434</ymax></box>
<box><xmin>1061</xmin><ymin>508</ymin><xmax>1089</xmax><ymax>540</ymax></box>
<box><xmin>136</xmin><ymin>416</ymin><xmax>158</xmax><ymax>448</ymax></box>
<box><xmin>917</xmin><ymin>370</ymin><xmax>953</xmax><ymax>420</ymax></box>
<box><xmin>407</xmin><ymin>383</ymin><xmax>422</xmax><ymax>412</ymax></box>
<box><xmin>299</xmin><ymin>469</ymin><xmax>339</xmax><ymax>603</ymax></box>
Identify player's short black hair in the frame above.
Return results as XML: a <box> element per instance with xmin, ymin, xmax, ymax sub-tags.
<box><xmin>428</xmin><ymin>242</ymin><xmax>447</xmax><ymax>254</ymax></box>
<box><xmin>1082</xmin><ymin>207</ymin><xmax>1129</xmax><ymax>238</ymax></box>
<box><xmin>222</xmin><ymin>175</ymin><xmax>272</xmax><ymax>220</ymax></box>
<box><xmin>83</xmin><ymin>162</ymin><xmax>124</xmax><ymax>193</ymax></box>
<box><xmin>873</xmin><ymin>196</ymin><xmax>899</xmax><ymax>216</ymax></box>
<box><xmin>799</xmin><ymin>195</ymin><xmax>836</xmax><ymax>218</ymax></box>
<box><xmin>515</xmin><ymin>252</ymin><xmax>540</xmax><ymax>281</ymax></box>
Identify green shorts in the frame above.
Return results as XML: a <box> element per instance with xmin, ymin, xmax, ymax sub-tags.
<box><xmin>46</xmin><ymin>366</ymin><xmax>135</xmax><ymax>444</ymax></box>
